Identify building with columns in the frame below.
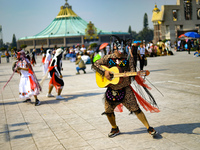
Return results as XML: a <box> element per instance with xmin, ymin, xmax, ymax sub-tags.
<box><xmin>152</xmin><ymin>0</ymin><xmax>200</xmax><ymax>44</ymax></box>
<box><xmin>17</xmin><ymin>1</ymin><xmax>130</xmax><ymax>51</ymax></box>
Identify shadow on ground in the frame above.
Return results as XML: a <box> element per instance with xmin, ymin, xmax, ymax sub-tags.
<box><xmin>0</xmin><ymin>101</ymin><xmax>19</xmax><ymax>106</ymax></box>
<box><xmin>0</xmin><ymin>122</ymin><xmax>31</xmax><ymax>142</ymax></box>
<box><xmin>121</xmin><ymin>123</ymin><xmax>200</xmax><ymax>139</ymax></box>
<box><xmin>41</xmin><ymin>92</ymin><xmax>103</xmax><ymax>104</ymax></box>
<box><xmin>149</xmin><ymin>69</ymin><xmax>169</xmax><ymax>72</ymax></box>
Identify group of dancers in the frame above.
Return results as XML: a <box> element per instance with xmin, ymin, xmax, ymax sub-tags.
<box><xmin>12</xmin><ymin>47</ymin><xmax>65</xmax><ymax>106</ymax></box>
<box><xmin>7</xmin><ymin>35</ymin><xmax>160</xmax><ymax>138</ymax></box>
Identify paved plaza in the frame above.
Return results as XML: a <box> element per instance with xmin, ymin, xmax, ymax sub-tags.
<box><xmin>0</xmin><ymin>50</ymin><xmax>200</xmax><ymax>150</ymax></box>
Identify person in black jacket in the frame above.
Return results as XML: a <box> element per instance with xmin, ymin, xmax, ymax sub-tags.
<box><xmin>129</xmin><ymin>43</ymin><xmax>139</xmax><ymax>71</ymax></box>
<box><xmin>187</xmin><ymin>39</ymin><xmax>192</xmax><ymax>54</ymax></box>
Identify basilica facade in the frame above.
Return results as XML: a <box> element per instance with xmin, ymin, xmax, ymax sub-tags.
<box><xmin>152</xmin><ymin>0</ymin><xmax>200</xmax><ymax>43</ymax></box>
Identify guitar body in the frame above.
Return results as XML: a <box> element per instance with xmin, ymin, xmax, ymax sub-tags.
<box><xmin>96</xmin><ymin>66</ymin><xmax>122</xmax><ymax>88</ymax></box>
<box><xmin>96</xmin><ymin>65</ymin><xmax>150</xmax><ymax>88</ymax></box>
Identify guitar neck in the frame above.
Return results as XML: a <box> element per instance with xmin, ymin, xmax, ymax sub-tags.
<box><xmin>114</xmin><ymin>72</ymin><xmax>137</xmax><ymax>78</ymax></box>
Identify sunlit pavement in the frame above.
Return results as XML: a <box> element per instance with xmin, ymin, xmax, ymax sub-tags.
<box><xmin>0</xmin><ymin>50</ymin><xmax>200</xmax><ymax>150</ymax></box>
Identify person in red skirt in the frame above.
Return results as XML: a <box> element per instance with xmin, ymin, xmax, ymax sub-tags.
<box><xmin>46</xmin><ymin>48</ymin><xmax>65</xmax><ymax>100</ymax></box>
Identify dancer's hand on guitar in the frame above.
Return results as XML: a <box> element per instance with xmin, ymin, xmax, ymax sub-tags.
<box><xmin>104</xmin><ymin>70</ymin><xmax>112</xmax><ymax>81</ymax></box>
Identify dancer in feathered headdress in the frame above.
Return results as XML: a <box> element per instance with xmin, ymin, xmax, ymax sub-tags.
<box><xmin>92</xmin><ymin>35</ymin><xmax>160</xmax><ymax>138</ymax></box>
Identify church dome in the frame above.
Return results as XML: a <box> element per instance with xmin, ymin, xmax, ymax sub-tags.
<box><xmin>56</xmin><ymin>3</ymin><xmax>78</xmax><ymax>18</ymax></box>
<box><xmin>153</xmin><ymin>4</ymin><xmax>160</xmax><ymax>13</ymax></box>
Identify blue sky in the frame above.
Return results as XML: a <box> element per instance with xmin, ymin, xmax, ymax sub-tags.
<box><xmin>0</xmin><ymin>0</ymin><xmax>176</xmax><ymax>43</ymax></box>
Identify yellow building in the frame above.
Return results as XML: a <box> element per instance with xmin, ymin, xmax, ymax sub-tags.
<box><xmin>152</xmin><ymin>0</ymin><xmax>200</xmax><ymax>43</ymax></box>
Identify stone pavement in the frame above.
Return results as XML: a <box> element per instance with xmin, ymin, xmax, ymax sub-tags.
<box><xmin>0</xmin><ymin>50</ymin><xmax>200</xmax><ymax>150</ymax></box>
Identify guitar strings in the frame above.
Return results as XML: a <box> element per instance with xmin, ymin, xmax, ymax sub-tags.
<box><xmin>131</xmin><ymin>64</ymin><xmax>162</xmax><ymax>108</ymax></box>
<box><xmin>145</xmin><ymin>77</ymin><xmax>164</xmax><ymax>97</ymax></box>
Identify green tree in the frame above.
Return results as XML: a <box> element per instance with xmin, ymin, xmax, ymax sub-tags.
<box><xmin>138</xmin><ymin>28</ymin><xmax>153</xmax><ymax>43</ymax></box>
<box><xmin>0</xmin><ymin>39</ymin><xmax>3</xmax><ymax>48</ymax></box>
<box><xmin>128</xmin><ymin>25</ymin><xmax>132</xmax><ymax>34</ymax></box>
<box><xmin>11</xmin><ymin>34</ymin><xmax>17</xmax><ymax>48</ymax></box>
<box><xmin>90</xmin><ymin>43</ymin><xmax>97</xmax><ymax>48</ymax></box>
<box><xmin>143</xmin><ymin>13</ymin><xmax>149</xmax><ymax>29</ymax></box>
<box><xmin>128</xmin><ymin>13</ymin><xmax>153</xmax><ymax>43</ymax></box>
<box><xmin>129</xmin><ymin>30</ymin><xmax>138</xmax><ymax>40</ymax></box>
<box><xmin>20</xmin><ymin>44</ymin><xmax>27</xmax><ymax>50</ymax></box>
<box><xmin>0</xmin><ymin>47</ymin><xmax>7</xmax><ymax>51</ymax></box>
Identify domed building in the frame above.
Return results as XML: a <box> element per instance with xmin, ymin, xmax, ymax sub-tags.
<box><xmin>17</xmin><ymin>1</ymin><xmax>130</xmax><ymax>51</ymax></box>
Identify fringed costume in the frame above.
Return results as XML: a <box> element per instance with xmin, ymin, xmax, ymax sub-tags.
<box><xmin>92</xmin><ymin>35</ymin><xmax>159</xmax><ymax>138</ymax></box>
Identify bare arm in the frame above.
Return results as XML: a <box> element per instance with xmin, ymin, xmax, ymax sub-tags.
<box><xmin>17</xmin><ymin>66</ymin><xmax>29</xmax><ymax>71</ymax></box>
<box><xmin>92</xmin><ymin>55</ymin><xmax>112</xmax><ymax>80</ymax></box>
<box><xmin>129</xmin><ymin>47</ymin><xmax>133</xmax><ymax>57</ymax></box>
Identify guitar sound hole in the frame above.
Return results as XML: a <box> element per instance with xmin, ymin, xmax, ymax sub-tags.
<box><xmin>110</xmin><ymin>73</ymin><xmax>114</xmax><ymax>79</ymax></box>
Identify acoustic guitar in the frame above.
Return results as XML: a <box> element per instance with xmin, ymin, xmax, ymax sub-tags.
<box><xmin>96</xmin><ymin>65</ymin><xmax>150</xmax><ymax>88</ymax></box>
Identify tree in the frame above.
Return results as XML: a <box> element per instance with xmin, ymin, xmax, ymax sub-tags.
<box><xmin>131</xmin><ymin>30</ymin><xmax>139</xmax><ymax>41</ymax></box>
<box><xmin>90</xmin><ymin>43</ymin><xmax>97</xmax><ymax>48</ymax></box>
<box><xmin>143</xmin><ymin>13</ymin><xmax>149</xmax><ymax>29</ymax></box>
<box><xmin>138</xmin><ymin>28</ymin><xmax>153</xmax><ymax>43</ymax></box>
<box><xmin>127</xmin><ymin>13</ymin><xmax>153</xmax><ymax>43</ymax></box>
<box><xmin>11</xmin><ymin>34</ymin><xmax>17</xmax><ymax>48</ymax></box>
<box><xmin>0</xmin><ymin>47</ymin><xmax>7</xmax><ymax>51</ymax></box>
<box><xmin>0</xmin><ymin>39</ymin><xmax>3</xmax><ymax>48</ymax></box>
<box><xmin>20</xmin><ymin>44</ymin><xmax>27</xmax><ymax>50</ymax></box>
<box><xmin>128</xmin><ymin>25</ymin><xmax>132</xmax><ymax>34</ymax></box>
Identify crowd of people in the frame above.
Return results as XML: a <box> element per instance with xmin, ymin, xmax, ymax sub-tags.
<box><xmin>1</xmin><ymin>37</ymin><xmax>162</xmax><ymax>138</ymax></box>
<box><xmin>4</xmin><ymin>38</ymin><xmax>197</xmax><ymax>107</ymax></box>
<box><xmin>175</xmin><ymin>39</ymin><xmax>200</xmax><ymax>54</ymax></box>
<box><xmin>5</xmin><ymin>36</ymin><xmax>198</xmax><ymax>139</ymax></box>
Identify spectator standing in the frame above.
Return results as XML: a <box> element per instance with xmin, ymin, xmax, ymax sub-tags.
<box><xmin>31</xmin><ymin>49</ymin><xmax>36</xmax><ymax>66</ymax></box>
<box><xmin>150</xmin><ymin>43</ymin><xmax>157</xmax><ymax>57</ymax></box>
<box><xmin>157</xmin><ymin>40</ymin><xmax>163</xmax><ymax>55</ymax></box>
<box><xmin>129</xmin><ymin>43</ymin><xmax>139</xmax><ymax>71</ymax></box>
<box><xmin>5</xmin><ymin>50</ymin><xmax>10</xmax><ymax>63</ymax></box>
<box><xmin>138</xmin><ymin>43</ymin><xmax>146</xmax><ymax>71</ymax></box>
<box><xmin>181</xmin><ymin>40</ymin><xmax>186</xmax><ymax>51</ymax></box>
<box><xmin>187</xmin><ymin>39</ymin><xmax>192</xmax><ymax>54</ymax></box>
<box><xmin>0</xmin><ymin>52</ymin><xmax>2</xmax><ymax>63</ymax></box>
<box><xmin>177</xmin><ymin>40</ymin><xmax>181</xmax><ymax>51</ymax></box>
